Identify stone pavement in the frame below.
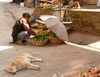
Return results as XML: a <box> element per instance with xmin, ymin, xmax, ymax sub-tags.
<box><xmin>0</xmin><ymin>2</ymin><xmax>100</xmax><ymax>77</ymax></box>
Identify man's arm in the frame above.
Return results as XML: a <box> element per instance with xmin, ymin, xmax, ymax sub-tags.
<box><xmin>20</xmin><ymin>18</ymin><xmax>36</xmax><ymax>35</ymax></box>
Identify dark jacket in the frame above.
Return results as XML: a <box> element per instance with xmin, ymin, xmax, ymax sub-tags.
<box><xmin>11</xmin><ymin>19</ymin><xmax>35</xmax><ymax>43</ymax></box>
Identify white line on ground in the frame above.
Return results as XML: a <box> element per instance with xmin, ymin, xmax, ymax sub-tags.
<box><xmin>0</xmin><ymin>46</ymin><xmax>13</xmax><ymax>51</ymax></box>
<box><xmin>64</xmin><ymin>41</ymin><xmax>100</xmax><ymax>52</ymax></box>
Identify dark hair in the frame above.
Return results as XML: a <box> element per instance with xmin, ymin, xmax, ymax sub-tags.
<box><xmin>23</xmin><ymin>13</ymin><xmax>31</xmax><ymax>18</ymax></box>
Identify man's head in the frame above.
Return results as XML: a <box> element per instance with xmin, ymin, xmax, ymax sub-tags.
<box><xmin>23</xmin><ymin>13</ymin><xmax>31</xmax><ymax>20</ymax></box>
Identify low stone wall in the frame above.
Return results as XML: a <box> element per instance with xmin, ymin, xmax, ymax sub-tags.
<box><xmin>83</xmin><ymin>0</ymin><xmax>97</xmax><ymax>5</ymax></box>
<box><xmin>67</xmin><ymin>9</ymin><xmax>100</xmax><ymax>35</ymax></box>
<box><xmin>24</xmin><ymin>0</ymin><xmax>33</xmax><ymax>8</ymax></box>
<box><xmin>31</xmin><ymin>7</ymin><xmax>53</xmax><ymax>18</ymax></box>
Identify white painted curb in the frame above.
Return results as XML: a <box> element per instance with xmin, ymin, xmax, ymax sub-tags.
<box><xmin>64</xmin><ymin>41</ymin><xmax>100</xmax><ymax>52</ymax></box>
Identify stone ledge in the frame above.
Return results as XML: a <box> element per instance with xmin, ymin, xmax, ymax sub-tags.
<box><xmin>67</xmin><ymin>9</ymin><xmax>100</xmax><ymax>35</ymax></box>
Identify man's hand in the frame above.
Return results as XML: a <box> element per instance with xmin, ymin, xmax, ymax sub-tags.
<box><xmin>30</xmin><ymin>33</ymin><xmax>39</xmax><ymax>38</ymax></box>
<box><xmin>35</xmin><ymin>34</ymin><xmax>40</xmax><ymax>37</ymax></box>
<box><xmin>30</xmin><ymin>35</ymin><xmax>35</xmax><ymax>38</ymax></box>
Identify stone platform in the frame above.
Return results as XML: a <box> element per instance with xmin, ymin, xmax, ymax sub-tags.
<box><xmin>67</xmin><ymin>8</ymin><xmax>100</xmax><ymax>35</ymax></box>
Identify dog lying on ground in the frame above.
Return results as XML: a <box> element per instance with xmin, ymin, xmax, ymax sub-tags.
<box><xmin>4</xmin><ymin>53</ymin><xmax>42</xmax><ymax>74</ymax></box>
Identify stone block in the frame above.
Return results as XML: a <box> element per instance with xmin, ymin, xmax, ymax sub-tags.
<box><xmin>24</xmin><ymin>0</ymin><xmax>33</xmax><ymax>8</ymax></box>
<box><xmin>68</xmin><ymin>9</ymin><xmax>100</xmax><ymax>35</ymax></box>
<box><xmin>83</xmin><ymin>0</ymin><xmax>97</xmax><ymax>5</ymax></box>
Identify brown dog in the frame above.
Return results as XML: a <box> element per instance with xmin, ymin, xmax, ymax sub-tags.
<box><xmin>4</xmin><ymin>53</ymin><xmax>42</xmax><ymax>74</ymax></box>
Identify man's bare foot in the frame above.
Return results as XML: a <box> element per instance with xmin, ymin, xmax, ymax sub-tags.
<box><xmin>16</xmin><ymin>40</ymin><xmax>25</xmax><ymax>45</ymax></box>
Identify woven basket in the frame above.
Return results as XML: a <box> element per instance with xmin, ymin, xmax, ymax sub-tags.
<box><xmin>31</xmin><ymin>40</ymin><xmax>48</xmax><ymax>46</ymax></box>
<box><xmin>48</xmin><ymin>37</ymin><xmax>64</xmax><ymax>45</ymax></box>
